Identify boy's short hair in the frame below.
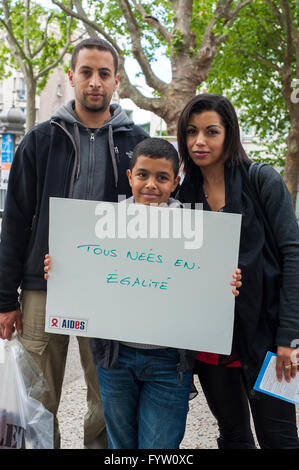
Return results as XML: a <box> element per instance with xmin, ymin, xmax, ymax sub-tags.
<box><xmin>71</xmin><ymin>38</ymin><xmax>118</xmax><ymax>74</ymax></box>
<box><xmin>130</xmin><ymin>138</ymin><xmax>179</xmax><ymax>177</ymax></box>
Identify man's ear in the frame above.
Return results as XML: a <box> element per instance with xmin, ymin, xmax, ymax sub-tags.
<box><xmin>68</xmin><ymin>69</ymin><xmax>74</xmax><ymax>87</ymax></box>
<box><xmin>114</xmin><ymin>73</ymin><xmax>120</xmax><ymax>92</ymax></box>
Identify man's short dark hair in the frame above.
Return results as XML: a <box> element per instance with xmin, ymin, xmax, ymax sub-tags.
<box><xmin>71</xmin><ymin>38</ymin><xmax>119</xmax><ymax>74</ymax></box>
<box><xmin>130</xmin><ymin>137</ymin><xmax>179</xmax><ymax>177</ymax></box>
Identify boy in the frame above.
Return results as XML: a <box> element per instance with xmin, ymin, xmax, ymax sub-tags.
<box><xmin>125</xmin><ymin>137</ymin><xmax>181</xmax><ymax>207</ymax></box>
<box><xmin>44</xmin><ymin>137</ymin><xmax>242</xmax><ymax>449</ymax></box>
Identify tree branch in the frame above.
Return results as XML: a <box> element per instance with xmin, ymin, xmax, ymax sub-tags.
<box><xmin>31</xmin><ymin>11</ymin><xmax>54</xmax><ymax>58</ymax></box>
<box><xmin>233</xmin><ymin>19</ymin><xmax>281</xmax><ymax>72</ymax></box>
<box><xmin>24</xmin><ymin>0</ymin><xmax>32</xmax><ymax>59</ymax></box>
<box><xmin>192</xmin><ymin>0</ymin><xmax>253</xmax><ymax>68</ymax></box>
<box><xmin>264</xmin><ymin>0</ymin><xmax>284</xmax><ymax>27</ymax></box>
<box><xmin>0</xmin><ymin>0</ymin><xmax>30</xmax><ymax>75</ymax></box>
<box><xmin>53</xmin><ymin>0</ymin><xmax>165</xmax><ymax>103</ymax></box>
<box><xmin>214</xmin><ymin>0</ymin><xmax>253</xmax><ymax>43</ymax></box>
<box><xmin>131</xmin><ymin>0</ymin><xmax>172</xmax><ymax>43</ymax></box>
<box><xmin>226</xmin><ymin>0</ymin><xmax>253</xmax><ymax>26</ymax></box>
<box><xmin>172</xmin><ymin>0</ymin><xmax>194</xmax><ymax>48</ymax></box>
<box><xmin>279</xmin><ymin>0</ymin><xmax>295</xmax><ymax>64</ymax></box>
<box><xmin>52</xmin><ymin>0</ymin><xmax>121</xmax><ymax>53</ymax></box>
<box><xmin>72</xmin><ymin>0</ymin><xmax>98</xmax><ymax>39</ymax></box>
<box><xmin>117</xmin><ymin>54</ymin><xmax>164</xmax><ymax>113</ymax></box>
<box><xmin>118</xmin><ymin>0</ymin><xmax>168</xmax><ymax>93</ymax></box>
<box><xmin>35</xmin><ymin>15</ymin><xmax>73</xmax><ymax>80</ymax></box>
<box><xmin>245</xmin><ymin>3</ymin><xmax>284</xmax><ymax>61</ymax></box>
<box><xmin>193</xmin><ymin>0</ymin><xmax>232</xmax><ymax>64</ymax></box>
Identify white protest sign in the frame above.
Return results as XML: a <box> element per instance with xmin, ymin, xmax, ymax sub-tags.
<box><xmin>45</xmin><ymin>197</ymin><xmax>241</xmax><ymax>354</ymax></box>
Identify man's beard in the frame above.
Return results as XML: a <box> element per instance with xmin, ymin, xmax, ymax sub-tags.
<box><xmin>80</xmin><ymin>93</ymin><xmax>110</xmax><ymax>113</ymax></box>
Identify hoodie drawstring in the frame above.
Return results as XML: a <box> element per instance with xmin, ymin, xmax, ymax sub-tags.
<box><xmin>51</xmin><ymin>120</ymin><xmax>78</xmax><ymax>197</ymax></box>
<box><xmin>108</xmin><ymin>124</ymin><xmax>118</xmax><ymax>188</ymax></box>
<box><xmin>51</xmin><ymin>119</ymin><xmax>119</xmax><ymax>193</ymax></box>
<box><xmin>73</xmin><ymin>122</ymin><xmax>81</xmax><ymax>179</ymax></box>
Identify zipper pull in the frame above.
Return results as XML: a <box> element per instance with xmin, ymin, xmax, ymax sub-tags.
<box><xmin>114</xmin><ymin>146</ymin><xmax>119</xmax><ymax>162</ymax></box>
<box><xmin>90</xmin><ymin>133</ymin><xmax>95</xmax><ymax>142</ymax></box>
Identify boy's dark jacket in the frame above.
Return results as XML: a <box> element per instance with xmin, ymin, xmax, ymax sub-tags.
<box><xmin>0</xmin><ymin>104</ymin><xmax>148</xmax><ymax>313</ymax></box>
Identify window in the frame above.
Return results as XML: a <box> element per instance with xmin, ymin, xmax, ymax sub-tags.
<box><xmin>17</xmin><ymin>78</ymin><xmax>26</xmax><ymax>100</ymax></box>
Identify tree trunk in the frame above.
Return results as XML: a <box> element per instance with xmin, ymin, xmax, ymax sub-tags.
<box><xmin>163</xmin><ymin>91</ymin><xmax>195</xmax><ymax>136</ymax></box>
<box><xmin>25</xmin><ymin>77</ymin><xmax>37</xmax><ymax>132</ymax></box>
<box><xmin>283</xmin><ymin>111</ymin><xmax>299</xmax><ymax>209</ymax></box>
<box><xmin>156</xmin><ymin>58</ymin><xmax>202</xmax><ymax>136</ymax></box>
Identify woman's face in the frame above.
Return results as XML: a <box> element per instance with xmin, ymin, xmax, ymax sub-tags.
<box><xmin>186</xmin><ymin>111</ymin><xmax>226</xmax><ymax>170</ymax></box>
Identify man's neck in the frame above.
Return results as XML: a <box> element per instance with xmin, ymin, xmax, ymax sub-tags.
<box><xmin>74</xmin><ymin>102</ymin><xmax>112</xmax><ymax>128</ymax></box>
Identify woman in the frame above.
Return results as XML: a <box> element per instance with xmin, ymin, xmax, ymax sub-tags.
<box><xmin>176</xmin><ymin>93</ymin><xmax>299</xmax><ymax>449</ymax></box>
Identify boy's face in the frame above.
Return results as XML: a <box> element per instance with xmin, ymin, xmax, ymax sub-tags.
<box><xmin>127</xmin><ymin>155</ymin><xmax>180</xmax><ymax>206</ymax></box>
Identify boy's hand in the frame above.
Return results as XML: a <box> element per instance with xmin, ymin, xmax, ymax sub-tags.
<box><xmin>44</xmin><ymin>253</ymin><xmax>51</xmax><ymax>280</ymax></box>
<box><xmin>230</xmin><ymin>268</ymin><xmax>242</xmax><ymax>297</ymax></box>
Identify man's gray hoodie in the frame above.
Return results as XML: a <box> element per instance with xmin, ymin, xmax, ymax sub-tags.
<box><xmin>52</xmin><ymin>100</ymin><xmax>137</xmax><ymax>201</ymax></box>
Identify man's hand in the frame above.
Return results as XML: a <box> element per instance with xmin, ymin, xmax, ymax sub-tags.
<box><xmin>276</xmin><ymin>346</ymin><xmax>299</xmax><ymax>383</ymax></box>
<box><xmin>0</xmin><ymin>309</ymin><xmax>22</xmax><ymax>340</ymax></box>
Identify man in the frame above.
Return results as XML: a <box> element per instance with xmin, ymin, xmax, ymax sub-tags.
<box><xmin>0</xmin><ymin>38</ymin><xmax>148</xmax><ymax>448</ymax></box>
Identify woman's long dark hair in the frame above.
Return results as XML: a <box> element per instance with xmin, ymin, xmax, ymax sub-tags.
<box><xmin>177</xmin><ymin>94</ymin><xmax>251</xmax><ymax>173</ymax></box>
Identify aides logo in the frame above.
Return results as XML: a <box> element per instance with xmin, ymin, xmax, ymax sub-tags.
<box><xmin>49</xmin><ymin>316</ymin><xmax>88</xmax><ymax>332</ymax></box>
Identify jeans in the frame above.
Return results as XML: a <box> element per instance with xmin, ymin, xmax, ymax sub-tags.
<box><xmin>196</xmin><ymin>361</ymin><xmax>299</xmax><ymax>449</ymax></box>
<box><xmin>97</xmin><ymin>344</ymin><xmax>193</xmax><ymax>449</ymax></box>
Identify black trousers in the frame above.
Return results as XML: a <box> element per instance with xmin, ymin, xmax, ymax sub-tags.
<box><xmin>195</xmin><ymin>361</ymin><xmax>299</xmax><ymax>449</ymax></box>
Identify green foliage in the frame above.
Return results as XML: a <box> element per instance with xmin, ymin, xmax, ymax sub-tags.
<box><xmin>205</xmin><ymin>0</ymin><xmax>297</xmax><ymax>166</ymax></box>
<box><xmin>86</xmin><ymin>0</ymin><xmax>240</xmax><ymax>62</ymax></box>
<box><xmin>152</xmin><ymin>89</ymin><xmax>163</xmax><ymax>98</ymax></box>
<box><xmin>88</xmin><ymin>0</ymin><xmax>171</xmax><ymax>62</ymax></box>
<box><xmin>248</xmin><ymin>149</ymin><xmax>285</xmax><ymax>173</ymax></box>
<box><xmin>0</xmin><ymin>0</ymin><xmax>76</xmax><ymax>93</ymax></box>
<box><xmin>155</xmin><ymin>129</ymin><xmax>168</xmax><ymax>136</ymax></box>
<box><xmin>191</xmin><ymin>0</ymin><xmax>222</xmax><ymax>51</ymax></box>
<box><xmin>171</xmin><ymin>29</ymin><xmax>185</xmax><ymax>54</ymax></box>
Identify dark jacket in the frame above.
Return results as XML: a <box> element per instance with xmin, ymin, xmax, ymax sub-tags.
<box><xmin>238</xmin><ymin>163</ymin><xmax>299</xmax><ymax>385</ymax></box>
<box><xmin>0</xmin><ymin>106</ymin><xmax>148</xmax><ymax>313</ymax></box>
<box><xmin>90</xmin><ymin>338</ymin><xmax>198</xmax><ymax>375</ymax></box>
<box><xmin>176</xmin><ymin>162</ymin><xmax>299</xmax><ymax>386</ymax></box>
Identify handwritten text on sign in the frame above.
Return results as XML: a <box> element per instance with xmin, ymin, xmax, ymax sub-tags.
<box><xmin>45</xmin><ymin>198</ymin><xmax>241</xmax><ymax>353</ymax></box>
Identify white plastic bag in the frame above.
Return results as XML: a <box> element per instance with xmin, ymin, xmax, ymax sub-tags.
<box><xmin>0</xmin><ymin>335</ymin><xmax>53</xmax><ymax>449</ymax></box>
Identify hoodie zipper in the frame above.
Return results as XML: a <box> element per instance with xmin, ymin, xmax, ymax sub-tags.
<box><xmin>87</xmin><ymin>130</ymin><xmax>96</xmax><ymax>197</ymax></box>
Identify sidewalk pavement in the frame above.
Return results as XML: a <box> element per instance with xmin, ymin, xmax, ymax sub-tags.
<box><xmin>57</xmin><ymin>336</ymin><xmax>299</xmax><ymax>450</ymax></box>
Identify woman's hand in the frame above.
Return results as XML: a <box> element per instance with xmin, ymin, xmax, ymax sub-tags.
<box><xmin>44</xmin><ymin>253</ymin><xmax>51</xmax><ymax>280</ymax></box>
<box><xmin>231</xmin><ymin>268</ymin><xmax>242</xmax><ymax>297</ymax></box>
<box><xmin>276</xmin><ymin>346</ymin><xmax>299</xmax><ymax>382</ymax></box>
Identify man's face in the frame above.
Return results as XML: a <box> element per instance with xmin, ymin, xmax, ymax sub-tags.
<box><xmin>68</xmin><ymin>47</ymin><xmax>119</xmax><ymax>114</ymax></box>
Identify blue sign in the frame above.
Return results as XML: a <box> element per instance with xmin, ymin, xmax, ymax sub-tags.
<box><xmin>1</xmin><ymin>133</ymin><xmax>13</xmax><ymax>164</ymax></box>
